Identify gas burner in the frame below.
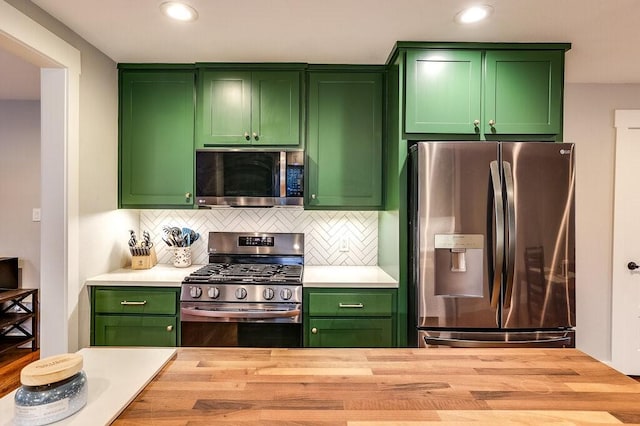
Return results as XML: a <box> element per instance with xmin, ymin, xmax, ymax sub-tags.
<box><xmin>184</xmin><ymin>263</ymin><xmax>303</xmax><ymax>284</ymax></box>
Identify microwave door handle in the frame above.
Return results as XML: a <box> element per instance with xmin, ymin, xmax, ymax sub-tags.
<box><xmin>502</xmin><ymin>161</ymin><xmax>516</xmax><ymax>309</ymax></box>
<box><xmin>489</xmin><ymin>160</ymin><xmax>504</xmax><ymax>310</ymax></box>
<box><xmin>280</xmin><ymin>151</ymin><xmax>287</xmax><ymax>198</ymax></box>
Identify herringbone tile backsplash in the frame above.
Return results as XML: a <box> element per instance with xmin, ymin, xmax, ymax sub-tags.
<box><xmin>139</xmin><ymin>209</ymin><xmax>378</xmax><ymax>265</ymax></box>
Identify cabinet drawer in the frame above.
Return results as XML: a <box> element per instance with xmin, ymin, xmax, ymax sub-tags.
<box><xmin>93</xmin><ymin>288</ymin><xmax>177</xmax><ymax>315</ymax></box>
<box><xmin>307</xmin><ymin>292</ymin><xmax>393</xmax><ymax>317</ymax></box>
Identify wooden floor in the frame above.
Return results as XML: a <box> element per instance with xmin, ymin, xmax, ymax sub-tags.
<box><xmin>0</xmin><ymin>348</ymin><xmax>39</xmax><ymax>398</ymax></box>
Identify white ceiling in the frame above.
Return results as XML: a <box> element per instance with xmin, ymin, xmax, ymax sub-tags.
<box><xmin>3</xmin><ymin>0</ymin><xmax>640</xmax><ymax>100</ymax></box>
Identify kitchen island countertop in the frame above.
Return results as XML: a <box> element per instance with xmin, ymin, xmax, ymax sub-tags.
<box><xmin>0</xmin><ymin>347</ymin><xmax>175</xmax><ymax>426</ymax></box>
<box><xmin>85</xmin><ymin>264</ymin><xmax>398</xmax><ymax>288</ymax></box>
<box><xmin>113</xmin><ymin>347</ymin><xmax>640</xmax><ymax>424</ymax></box>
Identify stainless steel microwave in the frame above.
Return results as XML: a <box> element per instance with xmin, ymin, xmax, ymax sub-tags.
<box><xmin>195</xmin><ymin>149</ymin><xmax>304</xmax><ymax>207</ymax></box>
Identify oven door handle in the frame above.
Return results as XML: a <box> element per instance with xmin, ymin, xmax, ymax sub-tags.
<box><xmin>181</xmin><ymin>307</ymin><xmax>300</xmax><ymax>319</ymax></box>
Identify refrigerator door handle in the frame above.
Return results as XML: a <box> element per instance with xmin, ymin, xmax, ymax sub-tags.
<box><xmin>502</xmin><ymin>161</ymin><xmax>516</xmax><ymax>309</ymax></box>
<box><xmin>489</xmin><ymin>161</ymin><xmax>504</xmax><ymax>310</ymax></box>
<box><xmin>424</xmin><ymin>336</ymin><xmax>572</xmax><ymax>348</ymax></box>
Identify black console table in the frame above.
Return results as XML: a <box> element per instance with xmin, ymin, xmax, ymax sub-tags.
<box><xmin>0</xmin><ymin>288</ymin><xmax>38</xmax><ymax>354</ymax></box>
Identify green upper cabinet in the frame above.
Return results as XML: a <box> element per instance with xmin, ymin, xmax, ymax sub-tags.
<box><xmin>119</xmin><ymin>68</ymin><xmax>195</xmax><ymax>208</ymax></box>
<box><xmin>403</xmin><ymin>44</ymin><xmax>568</xmax><ymax>140</ymax></box>
<box><xmin>306</xmin><ymin>70</ymin><xmax>383</xmax><ymax>209</ymax></box>
<box><xmin>196</xmin><ymin>69</ymin><xmax>301</xmax><ymax>147</ymax></box>
<box><xmin>484</xmin><ymin>50</ymin><xmax>564</xmax><ymax>136</ymax></box>
<box><xmin>405</xmin><ymin>50</ymin><xmax>482</xmax><ymax>135</ymax></box>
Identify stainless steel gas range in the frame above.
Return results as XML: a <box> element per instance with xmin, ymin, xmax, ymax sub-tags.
<box><xmin>180</xmin><ymin>232</ymin><xmax>304</xmax><ymax>347</ymax></box>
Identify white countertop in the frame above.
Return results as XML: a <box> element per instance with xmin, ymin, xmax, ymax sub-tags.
<box><xmin>85</xmin><ymin>264</ymin><xmax>201</xmax><ymax>287</ymax></box>
<box><xmin>86</xmin><ymin>264</ymin><xmax>398</xmax><ymax>288</ymax></box>
<box><xmin>302</xmin><ymin>265</ymin><xmax>398</xmax><ymax>288</ymax></box>
<box><xmin>0</xmin><ymin>347</ymin><xmax>175</xmax><ymax>426</ymax></box>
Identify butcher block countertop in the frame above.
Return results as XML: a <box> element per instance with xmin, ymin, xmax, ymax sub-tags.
<box><xmin>114</xmin><ymin>347</ymin><xmax>640</xmax><ymax>425</ymax></box>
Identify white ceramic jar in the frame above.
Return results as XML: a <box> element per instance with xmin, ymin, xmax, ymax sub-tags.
<box><xmin>173</xmin><ymin>246</ymin><xmax>192</xmax><ymax>267</ymax></box>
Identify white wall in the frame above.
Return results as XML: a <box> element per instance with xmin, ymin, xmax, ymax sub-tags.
<box><xmin>564</xmin><ymin>83</ymin><xmax>640</xmax><ymax>362</ymax></box>
<box><xmin>4</xmin><ymin>0</ymin><xmax>138</xmax><ymax>350</ymax></box>
<box><xmin>0</xmin><ymin>100</ymin><xmax>40</xmax><ymax>288</ymax></box>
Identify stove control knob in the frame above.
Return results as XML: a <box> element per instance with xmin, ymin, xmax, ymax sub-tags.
<box><xmin>235</xmin><ymin>287</ymin><xmax>247</xmax><ymax>300</ymax></box>
<box><xmin>263</xmin><ymin>288</ymin><xmax>275</xmax><ymax>300</ymax></box>
<box><xmin>207</xmin><ymin>287</ymin><xmax>220</xmax><ymax>299</ymax></box>
<box><xmin>189</xmin><ymin>286</ymin><xmax>202</xmax><ymax>299</ymax></box>
<box><xmin>280</xmin><ymin>288</ymin><xmax>292</xmax><ymax>300</ymax></box>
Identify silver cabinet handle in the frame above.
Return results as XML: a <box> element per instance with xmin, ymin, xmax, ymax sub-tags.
<box><xmin>185</xmin><ymin>192</ymin><xmax>192</xmax><ymax>201</ymax></box>
<box><xmin>311</xmin><ymin>327</ymin><xmax>318</xmax><ymax>334</ymax></box>
<box><xmin>120</xmin><ymin>300</ymin><xmax>147</xmax><ymax>305</ymax></box>
<box><xmin>339</xmin><ymin>303</ymin><xmax>364</xmax><ymax>308</ymax></box>
<box><xmin>489</xmin><ymin>119</ymin><xmax>496</xmax><ymax>127</ymax></box>
<box><xmin>252</xmin><ymin>132</ymin><xmax>259</xmax><ymax>141</ymax></box>
<box><xmin>473</xmin><ymin>119</ymin><xmax>480</xmax><ymax>127</ymax></box>
<box><xmin>244</xmin><ymin>132</ymin><xmax>250</xmax><ymax>141</ymax></box>
<box><xmin>166</xmin><ymin>325</ymin><xmax>173</xmax><ymax>332</ymax></box>
<box><xmin>311</xmin><ymin>194</ymin><xmax>316</xmax><ymax>200</ymax></box>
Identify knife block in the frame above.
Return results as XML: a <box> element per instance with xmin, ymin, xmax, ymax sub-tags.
<box><xmin>131</xmin><ymin>247</ymin><xmax>157</xmax><ymax>270</ymax></box>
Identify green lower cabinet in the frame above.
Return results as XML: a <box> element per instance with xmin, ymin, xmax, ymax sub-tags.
<box><xmin>304</xmin><ymin>288</ymin><xmax>396</xmax><ymax>347</ymax></box>
<box><xmin>307</xmin><ymin>318</ymin><xmax>393</xmax><ymax>347</ymax></box>
<box><xmin>93</xmin><ymin>315</ymin><xmax>177</xmax><ymax>347</ymax></box>
<box><xmin>90</xmin><ymin>286</ymin><xmax>180</xmax><ymax>347</ymax></box>
<box><xmin>305</xmin><ymin>69</ymin><xmax>383</xmax><ymax>209</ymax></box>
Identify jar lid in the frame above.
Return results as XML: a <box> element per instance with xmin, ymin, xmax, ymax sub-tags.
<box><xmin>20</xmin><ymin>353</ymin><xmax>83</xmax><ymax>386</ymax></box>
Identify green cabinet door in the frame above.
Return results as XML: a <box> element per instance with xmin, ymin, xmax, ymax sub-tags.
<box><xmin>306</xmin><ymin>71</ymin><xmax>383</xmax><ymax>209</ymax></box>
<box><xmin>119</xmin><ymin>70</ymin><xmax>195</xmax><ymax>208</ymax></box>
<box><xmin>93</xmin><ymin>315</ymin><xmax>178</xmax><ymax>347</ymax></box>
<box><xmin>196</xmin><ymin>70</ymin><xmax>301</xmax><ymax>147</ymax></box>
<box><xmin>404</xmin><ymin>47</ymin><xmax>566</xmax><ymax>140</ymax></box>
<box><xmin>484</xmin><ymin>50</ymin><xmax>564</xmax><ymax>136</ymax></box>
<box><xmin>405</xmin><ymin>50</ymin><xmax>482</xmax><ymax>134</ymax></box>
<box><xmin>307</xmin><ymin>318</ymin><xmax>393</xmax><ymax>347</ymax></box>
<box><xmin>196</xmin><ymin>70</ymin><xmax>252</xmax><ymax>146</ymax></box>
<box><xmin>251</xmin><ymin>71</ymin><xmax>301</xmax><ymax>146</ymax></box>
<box><xmin>304</xmin><ymin>288</ymin><xmax>397</xmax><ymax>347</ymax></box>
<box><xmin>90</xmin><ymin>286</ymin><xmax>180</xmax><ymax>347</ymax></box>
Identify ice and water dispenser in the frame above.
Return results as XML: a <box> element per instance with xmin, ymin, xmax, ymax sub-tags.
<box><xmin>434</xmin><ymin>234</ymin><xmax>484</xmax><ymax>297</ymax></box>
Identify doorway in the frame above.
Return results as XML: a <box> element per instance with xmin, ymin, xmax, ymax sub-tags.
<box><xmin>0</xmin><ymin>1</ymin><xmax>81</xmax><ymax>357</ymax></box>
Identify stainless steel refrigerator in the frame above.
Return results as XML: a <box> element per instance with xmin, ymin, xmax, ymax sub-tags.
<box><xmin>408</xmin><ymin>141</ymin><xmax>575</xmax><ymax>348</ymax></box>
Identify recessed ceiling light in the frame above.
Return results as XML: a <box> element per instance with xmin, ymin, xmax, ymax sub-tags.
<box><xmin>455</xmin><ymin>5</ymin><xmax>493</xmax><ymax>24</ymax></box>
<box><xmin>160</xmin><ymin>2</ymin><xmax>199</xmax><ymax>22</ymax></box>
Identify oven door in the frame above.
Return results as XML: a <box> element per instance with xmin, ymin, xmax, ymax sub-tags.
<box><xmin>180</xmin><ymin>302</ymin><xmax>302</xmax><ymax>347</ymax></box>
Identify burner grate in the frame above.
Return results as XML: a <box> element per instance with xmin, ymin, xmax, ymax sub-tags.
<box><xmin>185</xmin><ymin>263</ymin><xmax>303</xmax><ymax>284</ymax></box>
